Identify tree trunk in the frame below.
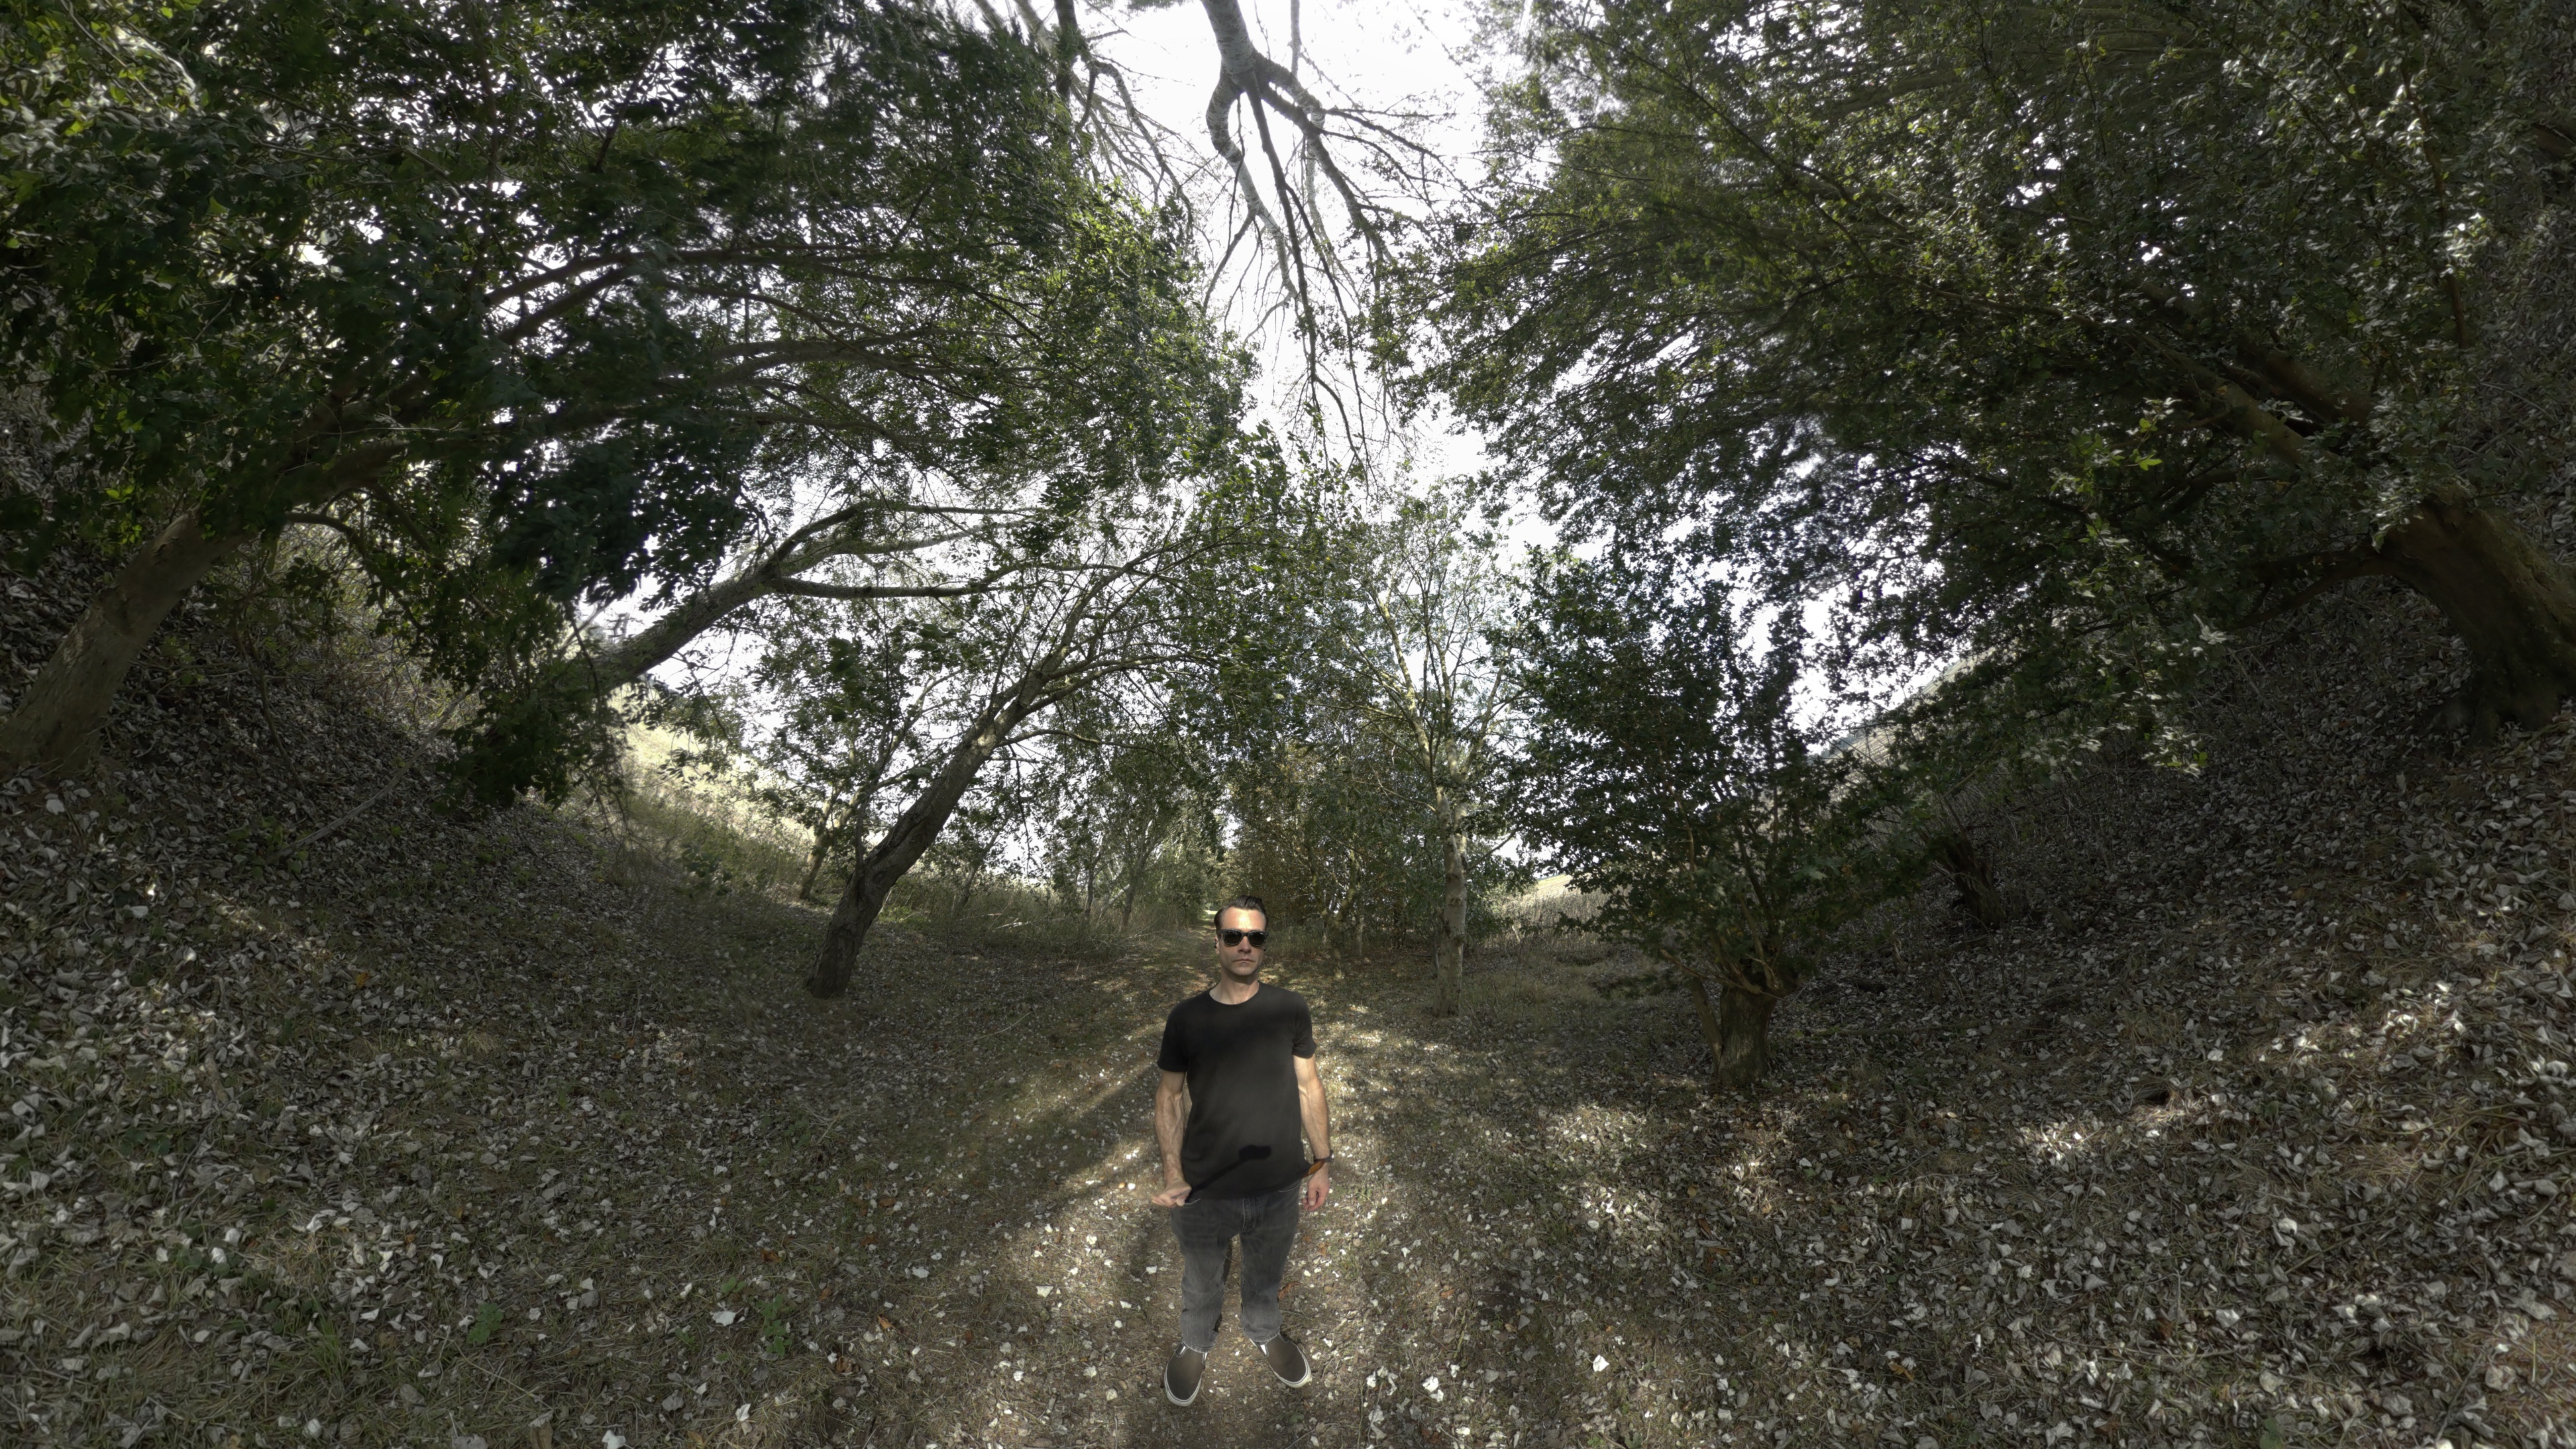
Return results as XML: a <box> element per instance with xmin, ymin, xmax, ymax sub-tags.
<box><xmin>1348</xmin><ymin>850</ymin><xmax>1363</xmax><ymax>960</ymax></box>
<box><xmin>582</xmin><ymin>521</ymin><xmax>964</xmax><ymax>692</ymax></box>
<box><xmin>1433</xmin><ymin>828</ymin><xmax>1466</xmax><ymax>1014</ymax></box>
<box><xmin>795</xmin><ymin>792</ymin><xmax>848</xmax><ymax>903</ymax></box>
<box><xmin>0</xmin><ymin>511</ymin><xmax>254</xmax><ymax>769</ymax></box>
<box><xmin>1684</xmin><ymin>974</ymin><xmax>1778</xmax><ymax>1091</ymax></box>
<box><xmin>805</xmin><ymin>708</ymin><xmax>1014</xmax><ymax>998</ymax></box>
<box><xmin>587</xmin><ymin>563</ymin><xmax>788</xmax><ymax>692</ymax></box>
<box><xmin>2374</xmin><ymin>492</ymin><xmax>2576</xmax><ymax>740</ymax></box>
<box><xmin>1933</xmin><ymin>833</ymin><xmax>2008</xmax><ymax>929</ymax></box>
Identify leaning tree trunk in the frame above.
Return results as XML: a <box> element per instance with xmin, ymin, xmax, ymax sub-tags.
<box><xmin>800</xmin><ymin>796</ymin><xmax>867</xmax><ymax>904</ymax></box>
<box><xmin>1432</xmin><ymin>828</ymin><xmax>1467</xmax><ymax>1014</ymax></box>
<box><xmin>2375</xmin><ymin>492</ymin><xmax>2576</xmax><ymax>739</ymax></box>
<box><xmin>804</xmin><ymin>708</ymin><xmax>1013</xmax><ymax>998</ymax></box>
<box><xmin>0</xmin><ymin>510</ymin><xmax>255</xmax><ymax>769</ymax></box>
<box><xmin>797</xmin><ymin>833</ymin><xmax>834</xmax><ymax>904</ymax></box>
<box><xmin>586</xmin><ymin>562</ymin><xmax>788</xmax><ymax>692</ymax></box>
<box><xmin>1933</xmin><ymin>833</ymin><xmax>2008</xmax><ymax>929</ymax></box>
<box><xmin>582</xmin><ymin>519</ymin><xmax>918</xmax><ymax>692</ymax></box>
<box><xmin>1684</xmin><ymin>974</ymin><xmax>1778</xmax><ymax>1091</ymax></box>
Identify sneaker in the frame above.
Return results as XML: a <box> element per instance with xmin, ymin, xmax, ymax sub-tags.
<box><xmin>1258</xmin><ymin>1332</ymin><xmax>1312</xmax><ymax>1388</ymax></box>
<box><xmin>1164</xmin><ymin>1344</ymin><xmax>1207</xmax><ymax>1406</ymax></box>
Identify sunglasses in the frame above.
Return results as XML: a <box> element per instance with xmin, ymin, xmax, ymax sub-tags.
<box><xmin>1218</xmin><ymin>928</ymin><xmax>1268</xmax><ymax>947</ymax></box>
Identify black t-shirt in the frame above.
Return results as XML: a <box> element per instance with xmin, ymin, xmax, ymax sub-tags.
<box><xmin>1157</xmin><ymin>983</ymin><xmax>1317</xmax><ymax>1199</ymax></box>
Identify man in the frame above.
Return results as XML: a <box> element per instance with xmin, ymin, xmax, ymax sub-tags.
<box><xmin>1150</xmin><ymin>894</ymin><xmax>1332</xmax><ymax>1406</ymax></box>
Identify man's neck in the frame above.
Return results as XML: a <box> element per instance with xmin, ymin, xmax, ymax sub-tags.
<box><xmin>1209</xmin><ymin>973</ymin><xmax>1261</xmax><ymax>1005</ymax></box>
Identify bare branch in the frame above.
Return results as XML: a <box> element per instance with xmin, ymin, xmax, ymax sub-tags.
<box><xmin>769</xmin><ymin>576</ymin><xmax>1007</xmax><ymax>602</ymax></box>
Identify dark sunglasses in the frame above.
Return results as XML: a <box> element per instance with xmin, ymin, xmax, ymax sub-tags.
<box><xmin>1218</xmin><ymin>928</ymin><xmax>1268</xmax><ymax>947</ymax></box>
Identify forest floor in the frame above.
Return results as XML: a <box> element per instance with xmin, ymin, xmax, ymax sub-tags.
<box><xmin>6</xmin><ymin>566</ymin><xmax>2576</xmax><ymax>1449</ymax></box>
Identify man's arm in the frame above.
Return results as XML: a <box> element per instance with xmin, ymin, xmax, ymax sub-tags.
<box><xmin>1295</xmin><ymin>1054</ymin><xmax>1332</xmax><ymax>1210</ymax></box>
<box><xmin>1149</xmin><ymin>1070</ymin><xmax>1191</xmax><ymax>1207</ymax></box>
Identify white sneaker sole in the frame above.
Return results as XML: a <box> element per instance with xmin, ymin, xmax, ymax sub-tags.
<box><xmin>1260</xmin><ymin>1340</ymin><xmax>1312</xmax><ymax>1388</ymax></box>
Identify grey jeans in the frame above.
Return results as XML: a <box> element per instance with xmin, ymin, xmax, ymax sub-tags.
<box><xmin>1168</xmin><ymin>1181</ymin><xmax>1302</xmax><ymax>1351</ymax></box>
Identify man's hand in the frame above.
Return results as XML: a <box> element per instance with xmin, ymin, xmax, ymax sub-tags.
<box><xmin>1302</xmin><ymin>1162</ymin><xmax>1330</xmax><ymax>1212</ymax></box>
<box><xmin>1150</xmin><ymin>1179</ymin><xmax>1191</xmax><ymax>1208</ymax></box>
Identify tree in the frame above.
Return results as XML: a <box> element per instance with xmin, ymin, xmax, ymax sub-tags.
<box><xmin>800</xmin><ymin>462</ymin><xmax>1280</xmax><ymax>997</ymax></box>
<box><xmin>434</xmin><ymin>190</ymin><xmax>1248</xmax><ymax>804</ymax></box>
<box><xmin>1040</xmin><ymin>709</ymin><xmax>1222</xmax><ymax>935</ymax></box>
<box><xmin>0</xmin><ymin>0</ymin><xmax>1133</xmax><ymax>771</ymax></box>
<box><xmin>1507</xmin><ymin>558</ymin><xmax>1904</xmax><ymax>1089</ymax></box>
<box><xmin>659</xmin><ymin>595</ymin><xmax>951</xmax><ymax>902</ymax></box>
<box><xmin>1428</xmin><ymin>0</ymin><xmax>2576</xmax><ymax>750</ymax></box>
<box><xmin>1226</xmin><ymin>727</ymin><xmax>1410</xmax><ymax>946</ymax></box>
<box><xmin>1338</xmin><ymin>489</ymin><xmax>1522</xmax><ymax>1012</ymax></box>
<box><xmin>1143</xmin><ymin>466</ymin><xmax>1527</xmax><ymax>975</ymax></box>
<box><xmin>916</xmin><ymin>786</ymin><xmax>1032</xmax><ymax>926</ymax></box>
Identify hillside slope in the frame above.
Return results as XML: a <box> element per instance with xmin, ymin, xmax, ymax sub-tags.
<box><xmin>1</xmin><ymin>560</ymin><xmax>2573</xmax><ymax>1449</ymax></box>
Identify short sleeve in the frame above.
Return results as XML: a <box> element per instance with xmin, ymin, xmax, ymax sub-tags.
<box><xmin>1156</xmin><ymin>1006</ymin><xmax>1189</xmax><ymax>1074</ymax></box>
<box><xmin>1291</xmin><ymin>1000</ymin><xmax>1316</xmax><ymax>1059</ymax></box>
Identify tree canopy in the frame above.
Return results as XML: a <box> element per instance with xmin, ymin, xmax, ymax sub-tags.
<box><xmin>1424</xmin><ymin>0</ymin><xmax>2576</xmax><ymax>751</ymax></box>
<box><xmin>1509</xmin><ymin>552</ymin><xmax>1904</xmax><ymax>1085</ymax></box>
<box><xmin>0</xmin><ymin>0</ymin><xmax>1226</xmax><ymax>773</ymax></box>
<box><xmin>7</xmin><ymin>0</ymin><xmax>1094</xmax><ymax>561</ymax></box>
<box><xmin>13</xmin><ymin>0</ymin><xmax>2576</xmax><ymax>1099</ymax></box>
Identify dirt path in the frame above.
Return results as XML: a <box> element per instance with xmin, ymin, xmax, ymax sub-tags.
<box><xmin>865</xmin><ymin>940</ymin><xmax>1722</xmax><ymax>1449</ymax></box>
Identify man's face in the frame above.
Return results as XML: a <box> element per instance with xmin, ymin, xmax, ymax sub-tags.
<box><xmin>1215</xmin><ymin>907</ymin><xmax>1267</xmax><ymax>981</ymax></box>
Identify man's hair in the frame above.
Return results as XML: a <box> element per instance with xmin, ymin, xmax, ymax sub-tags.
<box><xmin>1214</xmin><ymin>894</ymin><xmax>1267</xmax><ymax>924</ymax></box>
